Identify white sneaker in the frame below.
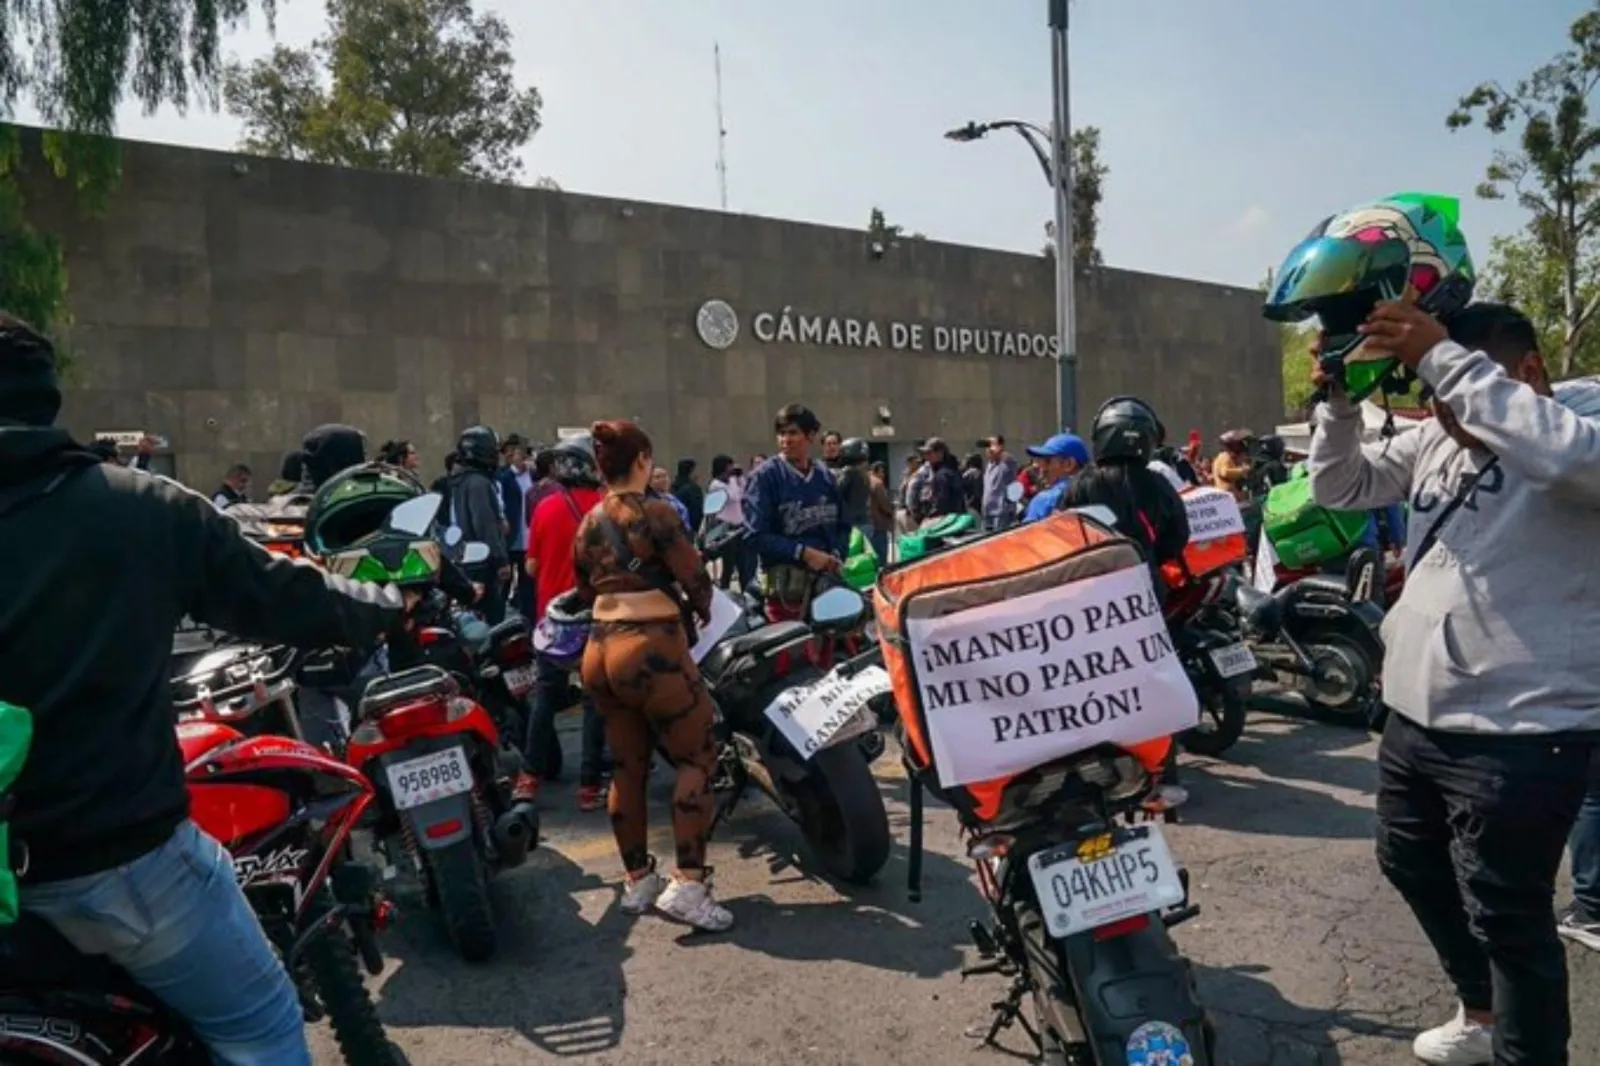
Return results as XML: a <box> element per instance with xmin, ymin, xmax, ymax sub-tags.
<box><xmin>655</xmin><ymin>876</ymin><xmax>734</xmax><ymax>932</ymax></box>
<box><xmin>1412</xmin><ymin>1004</ymin><xmax>1494</xmax><ymax>1065</ymax></box>
<box><xmin>1557</xmin><ymin>904</ymin><xmax>1600</xmax><ymax>952</ymax></box>
<box><xmin>619</xmin><ymin>869</ymin><xmax>667</xmax><ymax>915</ymax></box>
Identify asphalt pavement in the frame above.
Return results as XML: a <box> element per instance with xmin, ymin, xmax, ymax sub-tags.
<box><xmin>311</xmin><ymin>700</ymin><xmax>1600</xmax><ymax>1065</ymax></box>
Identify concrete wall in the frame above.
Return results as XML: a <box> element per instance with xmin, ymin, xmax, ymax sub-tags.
<box><xmin>21</xmin><ymin>132</ymin><xmax>1280</xmax><ymax>488</ymax></box>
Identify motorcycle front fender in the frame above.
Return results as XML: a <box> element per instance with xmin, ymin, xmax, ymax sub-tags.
<box><xmin>399</xmin><ymin>794</ymin><xmax>474</xmax><ymax>850</ymax></box>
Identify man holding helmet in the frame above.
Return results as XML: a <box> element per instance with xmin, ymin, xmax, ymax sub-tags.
<box><xmin>1274</xmin><ymin>192</ymin><xmax>1600</xmax><ymax>1066</ymax></box>
<box><xmin>0</xmin><ymin>314</ymin><xmax>416</xmax><ymax>1065</ymax></box>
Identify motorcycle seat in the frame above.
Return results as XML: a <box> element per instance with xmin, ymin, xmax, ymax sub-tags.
<box><xmin>1234</xmin><ymin>583</ymin><xmax>1284</xmax><ymax>636</ymax></box>
<box><xmin>1276</xmin><ymin>575</ymin><xmax>1350</xmax><ymax>602</ymax></box>
<box><xmin>486</xmin><ymin>617</ymin><xmax>530</xmax><ymax>644</ymax></box>
<box><xmin>701</xmin><ymin>621</ymin><xmax>813</xmax><ymax>678</ymax></box>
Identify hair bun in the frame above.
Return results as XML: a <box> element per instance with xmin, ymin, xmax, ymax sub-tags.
<box><xmin>591</xmin><ymin>421</ymin><xmax>617</xmax><ymax>443</ymax></box>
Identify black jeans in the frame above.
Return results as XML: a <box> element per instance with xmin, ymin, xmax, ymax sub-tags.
<box><xmin>525</xmin><ymin>656</ymin><xmax>607</xmax><ymax>786</ymax></box>
<box><xmin>1376</xmin><ymin>712</ymin><xmax>1594</xmax><ymax>1065</ymax></box>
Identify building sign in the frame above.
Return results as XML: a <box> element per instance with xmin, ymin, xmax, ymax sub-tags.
<box><xmin>695</xmin><ymin>300</ymin><xmax>1060</xmax><ymax>359</ymax></box>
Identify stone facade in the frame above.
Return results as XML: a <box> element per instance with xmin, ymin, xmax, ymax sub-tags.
<box><xmin>21</xmin><ymin>132</ymin><xmax>1281</xmax><ymax>488</ymax></box>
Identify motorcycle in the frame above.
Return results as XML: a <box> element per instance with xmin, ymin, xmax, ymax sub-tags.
<box><xmin>1164</xmin><ymin>571</ymin><xmax>1255</xmax><ymax>758</ymax></box>
<box><xmin>0</xmin><ymin>694</ymin><xmax>400</xmax><ymax>1064</ymax></box>
<box><xmin>699</xmin><ymin>584</ymin><xmax>893</xmax><ymax>884</ymax></box>
<box><xmin>340</xmin><ymin>495</ymin><xmax>539</xmax><ymax>962</ymax></box>
<box><xmin>1235</xmin><ymin>547</ymin><xmax>1386</xmax><ymax>728</ymax></box>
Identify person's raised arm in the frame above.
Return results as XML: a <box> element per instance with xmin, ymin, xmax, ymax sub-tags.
<box><xmin>171</xmin><ymin>484</ymin><xmax>405</xmax><ymax>648</ymax></box>
<box><xmin>1306</xmin><ymin>397</ymin><xmax>1422</xmax><ymax>511</ymax></box>
<box><xmin>1421</xmin><ymin>340</ymin><xmax>1600</xmax><ymax>503</ymax></box>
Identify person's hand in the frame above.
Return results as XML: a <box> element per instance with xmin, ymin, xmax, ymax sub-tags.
<box><xmin>523</xmin><ymin>556</ymin><xmax>537</xmax><ymax>579</ymax></box>
<box><xmin>402</xmin><ymin>589</ymin><xmax>423</xmax><ymax>612</ymax></box>
<box><xmin>471</xmin><ymin>582</ymin><xmax>486</xmax><ymax>603</ymax></box>
<box><xmin>1358</xmin><ymin>300</ymin><xmax>1449</xmax><ymax>369</ymax></box>
<box><xmin>137</xmin><ymin>434</ymin><xmax>157</xmax><ymax>456</ymax></box>
<box><xmin>801</xmin><ymin>547</ymin><xmax>840</xmax><ymax>573</ymax></box>
<box><xmin>497</xmin><ymin>565</ymin><xmax>512</xmax><ymax>584</ymax></box>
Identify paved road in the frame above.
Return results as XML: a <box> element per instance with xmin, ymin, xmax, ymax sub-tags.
<box><xmin>312</xmin><ymin>703</ymin><xmax>1599</xmax><ymax>1065</ymax></box>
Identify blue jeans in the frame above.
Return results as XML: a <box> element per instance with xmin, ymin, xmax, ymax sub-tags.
<box><xmin>20</xmin><ymin>821</ymin><xmax>309</xmax><ymax>1065</ymax></box>
<box><xmin>1571</xmin><ymin>753</ymin><xmax>1600</xmax><ymax>920</ymax></box>
<box><xmin>528</xmin><ymin>655</ymin><xmax>607</xmax><ymax>785</ymax></box>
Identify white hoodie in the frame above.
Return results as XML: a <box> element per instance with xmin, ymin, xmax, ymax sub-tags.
<box><xmin>1308</xmin><ymin>343</ymin><xmax>1600</xmax><ymax>735</ymax></box>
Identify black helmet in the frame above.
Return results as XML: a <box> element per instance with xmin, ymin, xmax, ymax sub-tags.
<box><xmin>456</xmin><ymin>425</ymin><xmax>500</xmax><ymax>470</ymax></box>
<box><xmin>549</xmin><ymin>433</ymin><xmax>600</xmax><ymax>486</ymax></box>
<box><xmin>305</xmin><ymin>462</ymin><xmax>427</xmax><ymax>557</ymax></box>
<box><xmin>838</xmin><ymin>437</ymin><xmax>869</xmax><ymax>465</ymax></box>
<box><xmin>1090</xmin><ymin>397</ymin><xmax>1162</xmax><ymax>464</ymax></box>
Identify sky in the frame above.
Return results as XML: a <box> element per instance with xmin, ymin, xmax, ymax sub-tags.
<box><xmin>12</xmin><ymin>0</ymin><xmax>1593</xmax><ymax>287</ymax></box>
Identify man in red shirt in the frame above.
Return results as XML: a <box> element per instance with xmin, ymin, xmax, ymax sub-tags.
<box><xmin>520</xmin><ymin>437</ymin><xmax>608</xmax><ymax>807</ymax></box>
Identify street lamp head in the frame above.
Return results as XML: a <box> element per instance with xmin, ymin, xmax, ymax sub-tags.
<box><xmin>943</xmin><ymin>121</ymin><xmax>987</xmax><ymax>143</ymax></box>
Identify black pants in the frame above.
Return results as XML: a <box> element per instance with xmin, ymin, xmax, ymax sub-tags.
<box><xmin>1376</xmin><ymin>712</ymin><xmax>1594</xmax><ymax>1065</ymax></box>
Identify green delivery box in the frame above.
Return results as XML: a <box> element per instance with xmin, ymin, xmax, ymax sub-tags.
<box><xmin>1262</xmin><ymin>468</ymin><xmax>1372</xmax><ymax>569</ymax></box>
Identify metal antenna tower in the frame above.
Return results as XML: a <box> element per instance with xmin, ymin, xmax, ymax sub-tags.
<box><xmin>714</xmin><ymin>42</ymin><xmax>729</xmax><ymax>210</ymax></box>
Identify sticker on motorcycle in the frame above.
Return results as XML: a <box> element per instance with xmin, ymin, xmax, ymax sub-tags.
<box><xmin>232</xmin><ymin>846</ymin><xmax>309</xmax><ymax>887</ymax></box>
<box><xmin>763</xmin><ymin>665</ymin><xmax>891</xmax><ymax>759</ymax></box>
<box><xmin>1125</xmin><ymin>1019</ymin><xmax>1194</xmax><ymax>1065</ymax></box>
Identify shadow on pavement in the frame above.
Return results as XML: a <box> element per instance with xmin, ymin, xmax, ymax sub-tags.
<box><xmin>1199</xmin><ymin>961</ymin><xmax>1419</xmax><ymax>1065</ymax></box>
<box><xmin>678</xmin><ymin>777</ymin><xmax>980</xmax><ymax>978</ymax></box>
<box><xmin>375</xmin><ymin>847</ymin><xmax>634</xmax><ymax>1056</ymax></box>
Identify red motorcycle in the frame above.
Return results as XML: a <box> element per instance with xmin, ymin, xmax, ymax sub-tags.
<box><xmin>344</xmin><ymin>654</ymin><xmax>538</xmax><ymax>963</ymax></box>
<box><xmin>0</xmin><ymin>718</ymin><xmax>399</xmax><ymax>1065</ymax></box>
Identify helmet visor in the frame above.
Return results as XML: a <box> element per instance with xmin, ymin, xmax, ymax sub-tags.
<box><xmin>336</xmin><ymin>542</ymin><xmax>442</xmax><ymax>584</ymax></box>
<box><xmin>1263</xmin><ymin>233</ymin><xmax>1410</xmax><ymax>324</ymax></box>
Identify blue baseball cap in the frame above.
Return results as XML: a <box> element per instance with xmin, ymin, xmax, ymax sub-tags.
<box><xmin>1026</xmin><ymin>433</ymin><xmax>1090</xmax><ymax>464</ymax></box>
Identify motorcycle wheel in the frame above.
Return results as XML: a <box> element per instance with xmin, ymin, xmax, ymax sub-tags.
<box><xmin>792</xmin><ymin>742</ymin><xmax>890</xmax><ymax>885</ymax></box>
<box><xmin>425</xmin><ymin>836</ymin><xmax>498</xmax><ymax>962</ymax></box>
<box><xmin>1180</xmin><ymin>683</ymin><xmax>1247</xmax><ymax>758</ymax></box>
<box><xmin>303</xmin><ymin>891</ymin><xmax>398</xmax><ymax>1066</ymax></box>
<box><xmin>1300</xmin><ymin>630</ymin><xmax>1377</xmax><ymax>725</ymax></box>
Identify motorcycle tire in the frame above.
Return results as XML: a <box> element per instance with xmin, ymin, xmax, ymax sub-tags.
<box><xmin>303</xmin><ymin>891</ymin><xmax>398</xmax><ymax>1066</ymax></box>
<box><xmin>794</xmin><ymin>742</ymin><xmax>891</xmax><ymax>885</ymax></box>
<box><xmin>425</xmin><ymin>837</ymin><xmax>499</xmax><ymax>963</ymax></box>
<box><xmin>1181</xmin><ymin>683</ymin><xmax>1247</xmax><ymax>758</ymax></box>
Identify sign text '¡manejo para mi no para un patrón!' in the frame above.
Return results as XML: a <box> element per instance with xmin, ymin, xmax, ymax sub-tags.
<box><xmin>752</xmin><ymin>307</ymin><xmax>1062</xmax><ymax>358</ymax></box>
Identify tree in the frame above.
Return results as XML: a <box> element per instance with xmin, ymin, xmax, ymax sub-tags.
<box><xmin>223</xmin><ymin>0</ymin><xmax>542</xmax><ymax>183</ymax></box>
<box><xmin>0</xmin><ymin>1</ymin><xmax>261</xmax><ymax>335</ymax></box>
<box><xmin>866</xmin><ymin>206</ymin><xmax>903</xmax><ymax>254</ymax></box>
<box><xmin>1447</xmin><ymin>1</ymin><xmax>1600</xmax><ymax>378</ymax></box>
<box><xmin>1040</xmin><ymin>126</ymin><xmax>1108</xmax><ymax>265</ymax></box>
<box><xmin>1481</xmin><ymin>231</ymin><xmax>1600</xmax><ymax>375</ymax></box>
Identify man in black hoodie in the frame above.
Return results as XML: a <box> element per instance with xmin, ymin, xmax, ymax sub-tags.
<box><xmin>450</xmin><ymin>425</ymin><xmax>511</xmax><ymax>623</ymax></box>
<box><xmin>0</xmin><ymin>315</ymin><xmax>410</xmax><ymax>1065</ymax></box>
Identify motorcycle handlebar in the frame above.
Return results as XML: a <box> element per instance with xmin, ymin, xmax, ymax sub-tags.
<box><xmin>834</xmin><ymin>642</ymin><xmax>884</xmax><ymax>679</ymax></box>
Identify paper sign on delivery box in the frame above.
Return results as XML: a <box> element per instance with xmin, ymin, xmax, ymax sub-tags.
<box><xmin>1181</xmin><ymin>486</ymin><xmax>1246</xmax><ymax>544</ymax></box>
<box><xmin>904</xmin><ymin>564</ymin><xmax>1199</xmax><ymax>789</ymax></box>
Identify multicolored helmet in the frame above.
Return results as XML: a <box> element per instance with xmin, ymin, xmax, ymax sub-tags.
<box><xmin>1263</xmin><ymin>192</ymin><xmax>1476</xmax><ymax>401</ymax></box>
<box><xmin>306</xmin><ymin>463</ymin><xmax>441</xmax><ymax>585</ymax></box>
<box><xmin>533</xmin><ymin>590</ymin><xmax>591</xmax><ymax>668</ymax></box>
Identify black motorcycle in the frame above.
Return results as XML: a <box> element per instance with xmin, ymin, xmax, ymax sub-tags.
<box><xmin>1235</xmin><ymin>548</ymin><xmax>1385</xmax><ymax>728</ymax></box>
<box><xmin>1169</xmin><ymin>576</ymin><xmax>1255</xmax><ymax>758</ymax></box>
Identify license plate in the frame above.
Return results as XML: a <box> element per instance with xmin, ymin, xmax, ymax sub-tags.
<box><xmin>503</xmin><ymin>664</ymin><xmax>536</xmax><ymax>697</ymax></box>
<box><xmin>385</xmin><ymin>747</ymin><xmax>474</xmax><ymax>811</ymax></box>
<box><xmin>1027</xmin><ymin>824</ymin><xmax>1187</xmax><ymax>939</ymax></box>
<box><xmin>1209</xmin><ymin>641</ymin><xmax>1257</xmax><ymax>679</ymax></box>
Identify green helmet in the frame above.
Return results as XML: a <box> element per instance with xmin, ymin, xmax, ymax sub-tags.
<box><xmin>1263</xmin><ymin>192</ymin><xmax>1476</xmax><ymax>401</ymax></box>
<box><xmin>305</xmin><ymin>462</ymin><xmax>437</xmax><ymax>583</ymax></box>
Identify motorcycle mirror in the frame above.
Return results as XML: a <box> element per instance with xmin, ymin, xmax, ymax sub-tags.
<box><xmin>444</xmin><ymin>526</ymin><xmax>463</xmax><ymax>548</ymax></box>
<box><xmin>460</xmin><ymin>542</ymin><xmax>491</xmax><ymax>566</ymax></box>
<box><xmin>1069</xmin><ymin>504</ymin><xmax>1119</xmax><ymax>529</ymax></box>
<box><xmin>809</xmin><ymin>586</ymin><xmax>866</xmax><ymax>628</ymax></box>
<box><xmin>1004</xmin><ymin>481</ymin><xmax>1025</xmax><ymax>504</ymax></box>
<box><xmin>703</xmin><ymin>488</ymin><xmax>729</xmax><ymax>515</ymax></box>
<box><xmin>386</xmin><ymin>494</ymin><xmax>440</xmax><ymax>538</ymax></box>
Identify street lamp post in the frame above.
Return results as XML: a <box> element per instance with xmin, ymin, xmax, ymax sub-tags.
<box><xmin>1048</xmin><ymin>0</ymin><xmax>1076</xmax><ymax>432</ymax></box>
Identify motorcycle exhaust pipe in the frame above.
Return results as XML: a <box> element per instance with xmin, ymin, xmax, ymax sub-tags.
<box><xmin>492</xmin><ymin>801</ymin><xmax>540</xmax><ymax>867</ymax></box>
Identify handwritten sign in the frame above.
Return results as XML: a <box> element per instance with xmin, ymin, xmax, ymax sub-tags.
<box><xmin>763</xmin><ymin>665</ymin><xmax>890</xmax><ymax>759</ymax></box>
<box><xmin>1181</xmin><ymin>486</ymin><xmax>1246</xmax><ymax>543</ymax></box>
<box><xmin>904</xmin><ymin>565</ymin><xmax>1198</xmax><ymax>788</ymax></box>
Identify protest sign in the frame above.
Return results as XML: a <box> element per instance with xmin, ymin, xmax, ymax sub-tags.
<box><xmin>1182</xmin><ymin>486</ymin><xmax>1246</xmax><ymax>543</ymax></box>
<box><xmin>763</xmin><ymin>665</ymin><xmax>891</xmax><ymax>759</ymax></box>
<box><xmin>904</xmin><ymin>564</ymin><xmax>1199</xmax><ymax>788</ymax></box>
